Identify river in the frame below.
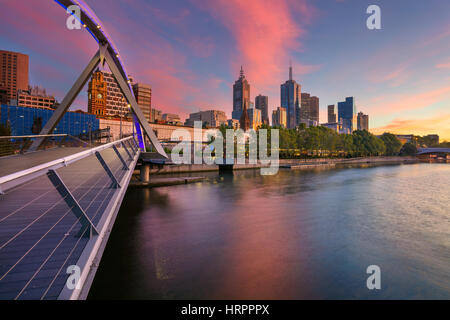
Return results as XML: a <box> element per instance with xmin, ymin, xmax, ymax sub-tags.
<box><xmin>88</xmin><ymin>163</ymin><xmax>450</xmax><ymax>299</ymax></box>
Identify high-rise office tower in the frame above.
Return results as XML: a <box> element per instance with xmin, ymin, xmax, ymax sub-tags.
<box><xmin>103</xmin><ymin>71</ymin><xmax>129</xmax><ymax>117</ymax></box>
<box><xmin>300</xmin><ymin>93</ymin><xmax>319</xmax><ymax>126</ymax></box>
<box><xmin>247</xmin><ymin>107</ymin><xmax>262</xmax><ymax>130</ymax></box>
<box><xmin>232</xmin><ymin>66</ymin><xmax>250</xmax><ymax>120</ymax></box>
<box><xmin>357</xmin><ymin>112</ymin><xmax>369</xmax><ymax>131</ymax></box>
<box><xmin>255</xmin><ymin>94</ymin><xmax>269</xmax><ymax>124</ymax></box>
<box><xmin>239</xmin><ymin>100</ymin><xmax>250</xmax><ymax>131</ymax></box>
<box><xmin>132</xmin><ymin>83</ymin><xmax>151</xmax><ymax>123</ymax></box>
<box><xmin>281</xmin><ymin>64</ymin><xmax>301</xmax><ymax>128</ymax></box>
<box><xmin>338</xmin><ymin>97</ymin><xmax>357</xmax><ymax>133</ymax></box>
<box><xmin>328</xmin><ymin>105</ymin><xmax>337</xmax><ymax>123</ymax></box>
<box><xmin>88</xmin><ymin>71</ymin><xmax>107</xmax><ymax>116</ymax></box>
<box><xmin>0</xmin><ymin>50</ymin><xmax>29</xmax><ymax>104</ymax></box>
<box><xmin>272</xmin><ymin>107</ymin><xmax>287</xmax><ymax>128</ymax></box>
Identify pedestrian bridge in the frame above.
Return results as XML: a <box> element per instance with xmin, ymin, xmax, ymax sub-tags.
<box><xmin>0</xmin><ymin>136</ymin><xmax>140</xmax><ymax>299</ymax></box>
<box><xmin>417</xmin><ymin>148</ymin><xmax>450</xmax><ymax>155</ymax></box>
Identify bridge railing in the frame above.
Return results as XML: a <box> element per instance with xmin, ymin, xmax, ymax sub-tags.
<box><xmin>0</xmin><ymin>136</ymin><xmax>138</xmax><ymax>195</ymax></box>
<box><xmin>0</xmin><ymin>134</ymin><xmax>93</xmax><ymax>158</ymax></box>
<box><xmin>0</xmin><ymin>135</ymin><xmax>141</xmax><ymax>300</ymax></box>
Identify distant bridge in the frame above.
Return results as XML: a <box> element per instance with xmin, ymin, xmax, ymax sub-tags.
<box><xmin>417</xmin><ymin>148</ymin><xmax>450</xmax><ymax>155</ymax></box>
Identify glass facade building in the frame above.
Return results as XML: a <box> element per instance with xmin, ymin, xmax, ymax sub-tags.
<box><xmin>280</xmin><ymin>66</ymin><xmax>301</xmax><ymax>129</ymax></box>
<box><xmin>0</xmin><ymin>105</ymin><xmax>99</xmax><ymax>136</ymax></box>
<box><xmin>337</xmin><ymin>97</ymin><xmax>357</xmax><ymax>133</ymax></box>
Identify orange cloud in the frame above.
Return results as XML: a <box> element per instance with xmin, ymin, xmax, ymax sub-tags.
<box><xmin>371</xmin><ymin>113</ymin><xmax>450</xmax><ymax>141</ymax></box>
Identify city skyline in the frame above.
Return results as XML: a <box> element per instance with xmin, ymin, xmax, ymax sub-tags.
<box><xmin>0</xmin><ymin>1</ymin><xmax>449</xmax><ymax>139</ymax></box>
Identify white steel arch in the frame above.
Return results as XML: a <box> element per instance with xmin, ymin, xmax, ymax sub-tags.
<box><xmin>29</xmin><ymin>0</ymin><xmax>167</xmax><ymax>158</ymax></box>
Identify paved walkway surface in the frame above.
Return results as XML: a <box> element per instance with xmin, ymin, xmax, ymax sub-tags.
<box><xmin>0</xmin><ymin>148</ymin><xmax>88</xmax><ymax>177</ymax></box>
<box><xmin>0</xmin><ymin>146</ymin><xmax>134</xmax><ymax>300</ymax></box>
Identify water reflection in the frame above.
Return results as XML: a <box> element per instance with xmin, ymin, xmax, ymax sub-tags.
<box><xmin>89</xmin><ymin>163</ymin><xmax>450</xmax><ymax>299</ymax></box>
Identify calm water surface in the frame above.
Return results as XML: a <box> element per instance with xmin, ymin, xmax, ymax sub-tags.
<box><xmin>89</xmin><ymin>163</ymin><xmax>450</xmax><ymax>299</ymax></box>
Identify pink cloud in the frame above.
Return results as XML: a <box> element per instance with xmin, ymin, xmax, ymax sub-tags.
<box><xmin>436</xmin><ymin>61</ymin><xmax>450</xmax><ymax>69</ymax></box>
<box><xmin>192</xmin><ymin>0</ymin><xmax>315</xmax><ymax>88</ymax></box>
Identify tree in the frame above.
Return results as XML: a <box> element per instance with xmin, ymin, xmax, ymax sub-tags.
<box><xmin>380</xmin><ymin>132</ymin><xmax>402</xmax><ymax>156</ymax></box>
<box><xmin>351</xmin><ymin>130</ymin><xmax>386</xmax><ymax>157</ymax></box>
<box><xmin>399</xmin><ymin>142</ymin><xmax>417</xmax><ymax>156</ymax></box>
<box><xmin>0</xmin><ymin>123</ymin><xmax>11</xmax><ymax>136</ymax></box>
<box><xmin>0</xmin><ymin>123</ymin><xmax>13</xmax><ymax>156</ymax></box>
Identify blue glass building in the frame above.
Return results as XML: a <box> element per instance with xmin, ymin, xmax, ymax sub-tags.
<box><xmin>280</xmin><ymin>66</ymin><xmax>301</xmax><ymax>129</ymax></box>
<box><xmin>337</xmin><ymin>97</ymin><xmax>357</xmax><ymax>133</ymax></box>
<box><xmin>0</xmin><ymin>105</ymin><xmax>99</xmax><ymax>136</ymax></box>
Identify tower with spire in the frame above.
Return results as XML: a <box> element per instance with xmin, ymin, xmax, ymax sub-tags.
<box><xmin>232</xmin><ymin>66</ymin><xmax>250</xmax><ymax>121</ymax></box>
<box><xmin>281</xmin><ymin>62</ymin><xmax>301</xmax><ymax>128</ymax></box>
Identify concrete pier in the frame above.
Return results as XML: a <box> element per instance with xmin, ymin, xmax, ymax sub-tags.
<box><xmin>140</xmin><ymin>164</ymin><xmax>150</xmax><ymax>182</ymax></box>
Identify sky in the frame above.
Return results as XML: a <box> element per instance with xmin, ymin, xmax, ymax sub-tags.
<box><xmin>0</xmin><ymin>0</ymin><xmax>449</xmax><ymax>140</ymax></box>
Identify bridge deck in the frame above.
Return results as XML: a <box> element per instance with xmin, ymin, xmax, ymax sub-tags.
<box><xmin>0</xmin><ymin>144</ymin><xmax>138</xmax><ymax>299</ymax></box>
<box><xmin>0</xmin><ymin>148</ymin><xmax>89</xmax><ymax>177</ymax></box>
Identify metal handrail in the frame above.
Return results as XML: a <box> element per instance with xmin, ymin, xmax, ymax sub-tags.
<box><xmin>0</xmin><ymin>136</ymin><xmax>137</xmax><ymax>194</ymax></box>
<box><xmin>0</xmin><ymin>134</ymin><xmax>69</xmax><ymax>139</ymax></box>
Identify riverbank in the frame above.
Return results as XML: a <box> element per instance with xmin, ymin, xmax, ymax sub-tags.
<box><xmin>129</xmin><ymin>176</ymin><xmax>205</xmax><ymax>188</ymax></box>
<box><xmin>134</xmin><ymin>156</ymin><xmax>419</xmax><ymax>175</ymax></box>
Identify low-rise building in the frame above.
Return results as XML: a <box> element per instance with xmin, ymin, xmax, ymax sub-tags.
<box><xmin>162</xmin><ymin>113</ymin><xmax>182</xmax><ymax>125</ymax></box>
<box><xmin>185</xmin><ymin>109</ymin><xmax>227</xmax><ymax>127</ymax></box>
<box><xmin>227</xmin><ymin>119</ymin><xmax>240</xmax><ymax>129</ymax></box>
<box><xmin>151</xmin><ymin>108</ymin><xmax>162</xmax><ymax>122</ymax></box>
<box><xmin>321</xmin><ymin>122</ymin><xmax>342</xmax><ymax>133</ymax></box>
<box><xmin>17</xmin><ymin>86</ymin><xmax>56</xmax><ymax>110</ymax></box>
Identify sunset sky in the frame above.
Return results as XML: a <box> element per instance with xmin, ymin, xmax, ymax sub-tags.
<box><xmin>1</xmin><ymin>0</ymin><xmax>449</xmax><ymax>140</ymax></box>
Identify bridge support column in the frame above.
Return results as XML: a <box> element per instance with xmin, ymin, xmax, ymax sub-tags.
<box><xmin>140</xmin><ymin>164</ymin><xmax>150</xmax><ymax>183</ymax></box>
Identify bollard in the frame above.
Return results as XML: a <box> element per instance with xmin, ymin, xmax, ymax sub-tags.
<box><xmin>140</xmin><ymin>164</ymin><xmax>150</xmax><ymax>183</ymax></box>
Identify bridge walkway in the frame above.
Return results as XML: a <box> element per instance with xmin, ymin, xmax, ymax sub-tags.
<box><xmin>0</xmin><ymin>137</ymin><xmax>140</xmax><ymax>299</ymax></box>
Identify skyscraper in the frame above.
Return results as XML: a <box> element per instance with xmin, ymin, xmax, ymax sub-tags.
<box><xmin>103</xmin><ymin>71</ymin><xmax>129</xmax><ymax>117</ymax></box>
<box><xmin>255</xmin><ymin>94</ymin><xmax>269</xmax><ymax>125</ymax></box>
<box><xmin>232</xmin><ymin>66</ymin><xmax>250</xmax><ymax>120</ymax></box>
<box><xmin>357</xmin><ymin>112</ymin><xmax>369</xmax><ymax>131</ymax></box>
<box><xmin>281</xmin><ymin>64</ymin><xmax>301</xmax><ymax>128</ymax></box>
<box><xmin>0</xmin><ymin>50</ymin><xmax>29</xmax><ymax>104</ymax></box>
<box><xmin>272</xmin><ymin>107</ymin><xmax>287</xmax><ymax>128</ymax></box>
<box><xmin>300</xmin><ymin>93</ymin><xmax>319</xmax><ymax>126</ymax></box>
<box><xmin>88</xmin><ymin>71</ymin><xmax>107</xmax><ymax>116</ymax></box>
<box><xmin>328</xmin><ymin>105</ymin><xmax>337</xmax><ymax>123</ymax></box>
<box><xmin>132</xmin><ymin>83</ymin><xmax>151</xmax><ymax>123</ymax></box>
<box><xmin>239</xmin><ymin>100</ymin><xmax>250</xmax><ymax>131</ymax></box>
<box><xmin>248</xmin><ymin>107</ymin><xmax>262</xmax><ymax>130</ymax></box>
<box><xmin>338</xmin><ymin>97</ymin><xmax>357</xmax><ymax>133</ymax></box>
